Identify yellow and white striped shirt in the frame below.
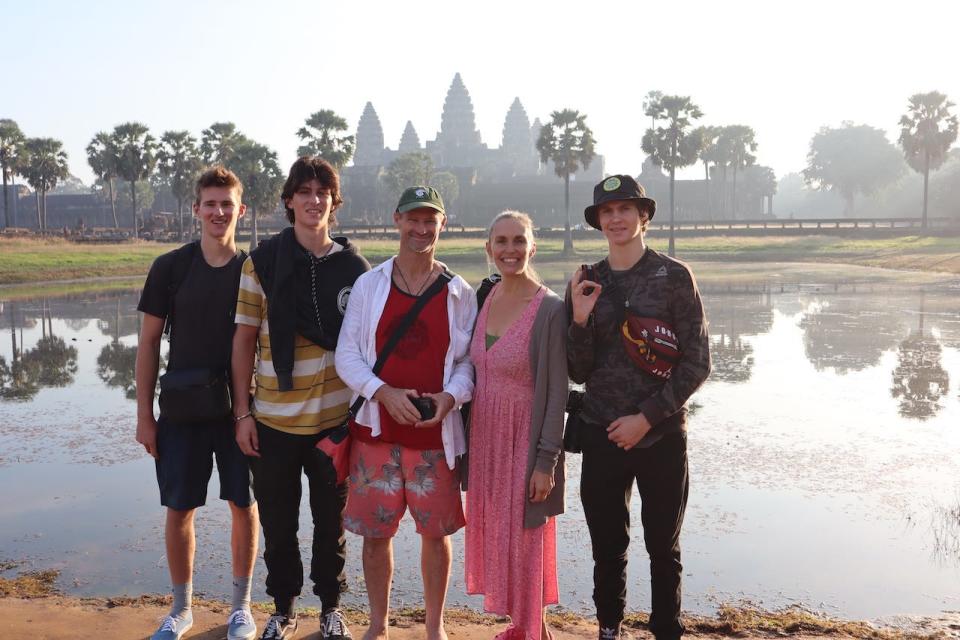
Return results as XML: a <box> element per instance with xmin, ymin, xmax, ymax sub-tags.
<box><xmin>235</xmin><ymin>256</ymin><xmax>352</xmax><ymax>435</ymax></box>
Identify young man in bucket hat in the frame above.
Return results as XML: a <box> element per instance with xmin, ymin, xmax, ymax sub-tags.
<box><xmin>565</xmin><ymin>174</ymin><xmax>711</xmax><ymax>640</ymax></box>
<box><xmin>336</xmin><ymin>185</ymin><xmax>476</xmax><ymax>640</ymax></box>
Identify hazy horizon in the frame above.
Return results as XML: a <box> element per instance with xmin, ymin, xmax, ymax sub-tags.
<box><xmin>6</xmin><ymin>0</ymin><xmax>960</xmax><ymax>186</ymax></box>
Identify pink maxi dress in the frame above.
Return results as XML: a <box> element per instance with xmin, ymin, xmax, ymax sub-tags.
<box><xmin>465</xmin><ymin>285</ymin><xmax>559</xmax><ymax>640</ymax></box>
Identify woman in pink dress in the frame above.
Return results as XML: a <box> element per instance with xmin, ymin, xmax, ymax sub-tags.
<box><xmin>465</xmin><ymin>211</ymin><xmax>568</xmax><ymax>640</ymax></box>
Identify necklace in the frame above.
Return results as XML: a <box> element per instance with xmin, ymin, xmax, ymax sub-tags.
<box><xmin>394</xmin><ymin>261</ymin><xmax>433</xmax><ymax>296</ymax></box>
<box><xmin>306</xmin><ymin>243</ymin><xmax>335</xmax><ymax>329</ymax></box>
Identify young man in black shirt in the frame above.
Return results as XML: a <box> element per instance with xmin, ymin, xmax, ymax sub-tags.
<box><xmin>567</xmin><ymin>175</ymin><xmax>711</xmax><ymax>640</ymax></box>
<box><xmin>136</xmin><ymin>166</ymin><xmax>258</xmax><ymax>640</ymax></box>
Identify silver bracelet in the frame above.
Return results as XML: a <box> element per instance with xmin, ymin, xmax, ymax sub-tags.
<box><xmin>233</xmin><ymin>411</ymin><xmax>253</xmax><ymax>422</ymax></box>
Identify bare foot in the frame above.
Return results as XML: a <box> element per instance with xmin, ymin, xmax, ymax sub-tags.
<box><xmin>362</xmin><ymin>625</ymin><xmax>389</xmax><ymax>640</ymax></box>
<box><xmin>425</xmin><ymin>626</ymin><xmax>448</xmax><ymax>640</ymax></box>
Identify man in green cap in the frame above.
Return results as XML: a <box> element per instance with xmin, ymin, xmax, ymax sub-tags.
<box><xmin>336</xmin><ymin>186</ymin><xmax>477</xmax><ymax>640</ymax></box>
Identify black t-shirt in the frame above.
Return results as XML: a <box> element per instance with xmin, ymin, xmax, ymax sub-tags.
<box><xmin>137</xmin><ymin>246</ymin><xmax>244</xmax><ymax>372</ymax></box>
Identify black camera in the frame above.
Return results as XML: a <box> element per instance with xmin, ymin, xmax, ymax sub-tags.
<box><xmin>411</xmin><ymin>396</ymin><xmax>436</xmax><ymax>420</ymax></box>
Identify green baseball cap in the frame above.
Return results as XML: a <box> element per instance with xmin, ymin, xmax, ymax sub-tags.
<box><xmin>396</xmin><ymin>185</ymin><xmax>445</xmax><ymax>214</ymax></box>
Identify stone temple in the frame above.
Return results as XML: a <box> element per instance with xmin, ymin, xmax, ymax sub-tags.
<box><xmin>341</xmin><ymin>73</ymin><xmax>605</xmax><ymax>226</ymax></box>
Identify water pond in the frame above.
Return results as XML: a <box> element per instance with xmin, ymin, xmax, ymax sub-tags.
<box><xmin>1</xmin><ymin>261</ymin><xmax>959</xmax><ymax>620</ymax></box>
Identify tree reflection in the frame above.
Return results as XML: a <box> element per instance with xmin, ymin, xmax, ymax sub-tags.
<box><xmin>0</xmin><ymin>302</ymin><xmax>41</xmax><ymax>401</ymax></box>
<box><xmin>97</xmin><ymin>341</ymin><xmax>139</xmax><ymax>400</ymax></box>
<box><xmin>0</xmin><ymin>354</ymin><xmax>41</xmax><ymax>401</ymax></box>
<box><xmin>890</xmin><ymin>306</ymin><xmax>949</xmax><ymax>421</ymax></box>
<box><xmin>702</xmin><ymin>291</ymin><xmax>773</xmax><ymax>384</ymax></box>
<box><xmin>801</xmin><ymin>297</ymin><xmax>903</xmax><ymax>374</ymax></box>
<box><xmin>24</xmin><ymin>335</ymin><xmax>78</xmax><ymax>387</ymax></box>
<box><xmin>710</xmin><ymin>334</ymin><xmax>754</xmax><ymax>383</ymax></box>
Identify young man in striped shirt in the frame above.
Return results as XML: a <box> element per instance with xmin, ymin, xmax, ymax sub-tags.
<box><xmin>232</xmin><ymin>157</ymin><xmax>370</xmax><ymax>640</ymax></box>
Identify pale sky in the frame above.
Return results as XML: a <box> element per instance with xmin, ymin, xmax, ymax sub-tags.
<box><xmin>6</xmin><ymin>0</ymin><xmax>960</xmax><ymax>186</ymax></box>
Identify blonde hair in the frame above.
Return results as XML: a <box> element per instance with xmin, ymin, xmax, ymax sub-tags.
<box><xmin>487</xmin><ymin>210</ymin><xmax>541</xmax><ymax>283</ymax></box>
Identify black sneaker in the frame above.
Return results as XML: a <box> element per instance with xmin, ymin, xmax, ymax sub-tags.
<box><xmin>260</xmin><ymin>614</ymin><xmax>298</xmax><ymax>640</ymax></box>
<box><xmin>599</xmin><ymin>624</ymin><xmax>631</xmax><ymax>640</ymax></box>
<box><xmin>320</xmin><ymin>607</ymin><xmax>352</xmax><ymax>640</ymax></box>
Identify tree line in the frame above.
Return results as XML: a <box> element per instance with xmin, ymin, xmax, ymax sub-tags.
<box><xmin>1</xmin><ymin>90</ymin><xmax>957</xmax><ymax>249</ymax></box>
<box><xmin>0</xmin><ymin>111</ymin><xmax>358</xmax><ymax>247</ymax></box>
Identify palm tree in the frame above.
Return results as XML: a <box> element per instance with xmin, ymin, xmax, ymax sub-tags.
<box><xmin>0</xmin><ymin>119</ymin><xmax>26</xmax><ymax>228</ymax></box>
<box><xmin>898</xmin><ymin>91</ymin><xmax>959</xmax><ymax>229</ymax></box>
<box><xmin>113</xmin><ymin>122</ymin><xmax>157</xmax><ymax>239</ymax></box>
<box><xmin>200</xmin><ymin>122</ymin><xmax>245</xmax><ymax>166</ymax></box>
<box><xmin>536</xmin><ymin>109</ymin><xmax>596</xmax><ymax>255</ymax></box>
<box><xmin>296</xmin><ymin>110</ymin><xmax>355</xmax><ymax>168</ymax></box>
<box><xmin>643</xmin><ymin>90</ymin><xmax>664</xmax><ymax>130</ymax></box>
<box><xmin>23</xmin><ymin>138</ymin><xmax>69</xmax><ymax>230</ymax></box>
<box><xmin>157</xmin><ymin>131</ymin><xmax>203</xmax><ymax>240</ymax></box>
<box><xmin>693</xmin><ymin>125</ymin><xmax>721</xmax><ymax>218</ymax></box>
<box><xmin>720</xmin><ymin>125</ymin><xmax>757</xmax><ymax>219</ymax></box>
<box><xmin>641</xmin><ymin>95</ymin><xmax>703</xmax><ymax>256</ymax></box>
<box><xmin>233</xmin><ymin>139</ymin><xmax>284</xmax><ymax>250</ymax></box>
<box><xmin>86</xmin><ymin>131</ymin><xmax>121</xmax><ymax>228</ymax></box>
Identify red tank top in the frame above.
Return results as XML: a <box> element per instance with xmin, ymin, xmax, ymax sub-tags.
<box><xmin>351</xmin><ymin>281</ymin><xmax>449</xmax><ymax>449</ymax></box>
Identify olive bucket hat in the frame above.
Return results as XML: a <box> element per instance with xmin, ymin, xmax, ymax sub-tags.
<box><xmin>584</xmin><ymin>174</ymin><xmax>656</xmax><ymax>230</ymax></box>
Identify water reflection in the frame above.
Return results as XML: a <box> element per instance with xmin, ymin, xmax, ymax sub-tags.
<box><xmin>0</xmin><ymin>301</ymin><xmax>78</xmax><ymax>400</ymax></box>
<box><xmin>890</xmin><ymin>301</ymin><xmax>951</xmax><ymax>421</ymax></box>
<box><xmin>96</xmin><ymin>299</ymin><xmax>143</xmax><ymax>400</ymax></box>
<box><xmin>705</xmin><ymin>292</ymin><xmax>773</xmax><ymax>383</ymax></box>
<box><xmin>799</xmin><ymin>297</ymin><xmax>903</xmax><ymax>374</ymax></box>
<box><xmin>1</xmin><ymin>266</ymin><xmax>960</xmax><ymax>618</ymax></box>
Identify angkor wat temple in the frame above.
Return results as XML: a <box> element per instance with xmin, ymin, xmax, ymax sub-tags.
<box><xmin>341</xmin><ymin>73</ymin><xmax>605</xmax><ymax>227</ymax></box>
<box><xmin>341</xmin><ymin>73</ymin><xmax>773</xmax><ymax>227</ymax></box>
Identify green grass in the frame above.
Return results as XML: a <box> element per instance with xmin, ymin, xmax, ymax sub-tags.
<box><xmin>0</xmin><ymin>237</ymin><xmax>173</xmax><ymax>285</ymax></box>
<box><xmin>3</xmin><ymin>234</ymin><xmax>960</xmax><ymax>287</ymax></box>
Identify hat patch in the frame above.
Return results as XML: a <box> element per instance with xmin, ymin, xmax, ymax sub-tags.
<box><xmin>415</xmin><ymin>188</ymin><xmax>426</xmax><ymax>198</ymax></box>
<box><xmin>603</xmin><ymin>176</ymin><xmax>621</xmax><ymax>192</ymax></box>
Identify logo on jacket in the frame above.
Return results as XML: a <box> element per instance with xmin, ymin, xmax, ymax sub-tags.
<box><xmin>655</xmin><ymin>266</ymin><xmax>668</xmax><ymax>277</ymax></box>
<box><xmin>337</xmin><ymin>286</ymin><xmax>352</xmax><ymax>315</ymax></box>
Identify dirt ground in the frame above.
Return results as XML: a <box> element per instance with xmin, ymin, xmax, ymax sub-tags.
<box><xmin>2</xmin><ymin>595</ymin><xmax>957</xmax><ymax>640</ymax></box>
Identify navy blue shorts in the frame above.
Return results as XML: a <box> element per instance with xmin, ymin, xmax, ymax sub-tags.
<box><xmin>155</xmin><ymin>416</ymin><xmax>254</xmax><ymax>511</ymax></box>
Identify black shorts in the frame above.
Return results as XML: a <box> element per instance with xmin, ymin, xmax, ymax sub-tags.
<box><xmin>155</xmin><ymin>416</ymin><xmax>254</xmax><ymax>511</ymax></box>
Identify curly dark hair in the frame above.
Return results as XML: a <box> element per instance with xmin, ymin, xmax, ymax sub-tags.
<box><xmin>280</xmin><ymin>156</ymin><xmax>344</xmax><ymax>225</ymax></box>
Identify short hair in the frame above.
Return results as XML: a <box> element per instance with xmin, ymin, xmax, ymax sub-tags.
<box><xmin>194</xmin><ymin>165</ymin><xmax>243</xmax><ymax>205</ymax></box>
<box><xmin>487</xmin><ymin>210</ymin><xmax>541</xmax><ymax>283</ymax></box>
<box><xmin>281</xmin><ymin>156</ymin><xmax>344</xmax><ymax>225</ymax></box>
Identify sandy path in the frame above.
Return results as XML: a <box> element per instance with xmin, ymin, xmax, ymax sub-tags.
<box><xmin>0</xmin><ymin>596</ymin><xmax>858</xmax><ymax>640</ymax></box>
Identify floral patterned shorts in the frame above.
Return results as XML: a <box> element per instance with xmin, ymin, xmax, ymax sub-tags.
<box><xmin>344</xmin><ymin>439</ymin><xmax>465</xmax><ymax>539</ymax></box>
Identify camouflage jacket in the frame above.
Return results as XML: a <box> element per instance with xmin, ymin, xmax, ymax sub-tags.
<box><xmin>566</xmin><ymin>248</ymin><xmax>711</xmax><ymax>448</ymax></box>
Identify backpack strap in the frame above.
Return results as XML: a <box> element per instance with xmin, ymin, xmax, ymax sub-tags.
<box><xmin>163</xmin><ymin>241</ymin><xmax>199</xmax><ymax>337</ymax></box>
<box><xmin>163</xmin><ymin>243</ymin><xmax>247</xmax><ymax>338</ymax></box>
<box><xmin>471</xmin><ymin>273</ymin><xmax>501</xmax><ymax>330</ymax></box>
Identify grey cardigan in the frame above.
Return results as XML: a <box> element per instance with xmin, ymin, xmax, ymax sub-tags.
<box><xmin>465</xmin><ymin>288</ymin><xmax>568</xmax><ymax>529</ymax></box>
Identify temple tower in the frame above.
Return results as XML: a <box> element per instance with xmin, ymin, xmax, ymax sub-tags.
<box><xmin>501</xmin><ymin>98</ymin><xmax>538</xmax><ymax>176</ymax></box>
<box><xmin>432</xmin><ymin>73</ymin><xmax>484</xmax><ymax>167</ymax></box>
<box><xmin>353</xmin><ymin>101</ymin><xmax>385</xmax><ymax>166</ymax></box>
<box><xmin>398</xmin><ymin>121</ymin><xmax>421</xmax><ymax>154</ymax></box>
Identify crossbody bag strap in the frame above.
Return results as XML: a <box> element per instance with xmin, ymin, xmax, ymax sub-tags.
<box><xmin>595</xmin><ymin>260</ymin><xmax>626</xmax><ymax>325</ymax></box>
<box><xmin>348</xmin><ymin>269</ymin><xmax>453</xmax><ymax>416</ymax></box>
